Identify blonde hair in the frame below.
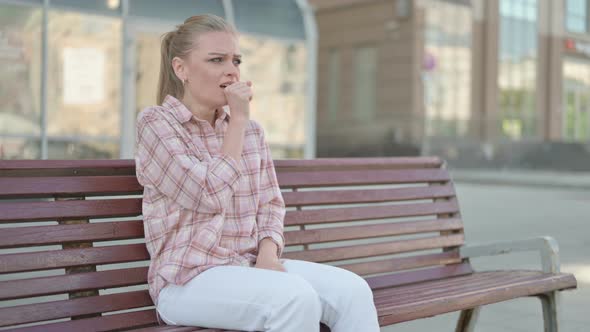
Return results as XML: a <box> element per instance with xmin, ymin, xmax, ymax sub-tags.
<box><xmin>157</xmin><ymin>14</ymin><xmax>236</xmax><ymax>105</ymax></box>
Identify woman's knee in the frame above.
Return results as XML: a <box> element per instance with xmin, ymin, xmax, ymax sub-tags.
<box><xmin>339</xmin><ymin>271</ymin><xmax>375</xmax><ymax>304</ymax></box>
<box><xmin>264</xmin><ymin>276</ymin><xmax>322</xmax><ymax>331</ymax></box>
<box><xmin>280</xmin><ymin>276</ymin><xmax>322</xmax><ymax>314</ymax></box>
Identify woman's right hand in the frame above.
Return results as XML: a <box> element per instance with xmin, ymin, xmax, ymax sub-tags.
<box><xmin>255</xmin><ymin>256</ymin><xmax>286</xmax><ymax>272</ymax></box>
<box><xmin>223</xmin><ymin>81</ymin><xmax>253</xmax><ymax>121</ymax></box>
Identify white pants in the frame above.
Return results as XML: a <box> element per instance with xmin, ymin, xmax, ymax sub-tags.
<box><xmin>156</xmin><ymin>259</ymin><xmax>380</xmax><ymax>332</ymax></box>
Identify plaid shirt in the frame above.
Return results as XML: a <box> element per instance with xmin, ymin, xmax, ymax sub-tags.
<box><xmin>135</xmin><ymin>95</ymin><xmax>285</xmax><ymax>304</ymax></box>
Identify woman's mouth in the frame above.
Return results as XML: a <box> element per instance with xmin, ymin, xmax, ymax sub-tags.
<box><xmin>220</xmin><ymin>82</ymin><xmax>235</xmax><ymax>89</ymax></box>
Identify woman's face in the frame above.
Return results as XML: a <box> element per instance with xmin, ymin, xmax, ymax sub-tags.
<box><xmin>176</xmin><ymin>31</ymin><xmax>242</xmax><ymax>109</ymax></box>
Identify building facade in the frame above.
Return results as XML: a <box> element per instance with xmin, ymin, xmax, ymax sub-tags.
<box><xmin>311</xmin><ymin>0</ymin><xmax>425</xmax><ymax>157</ymax></box>
<box><xmin>311</xmin><ymin>0</ymin><xmax>590</xmax><ymax>170</ymax></box>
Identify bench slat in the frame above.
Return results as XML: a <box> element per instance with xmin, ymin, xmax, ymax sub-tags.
<box><xmin>0</xmin><ymin>244</ymin><xmax>149</xmax><ymax>274</ymax></box>
<box><xmin>282</xmin><ymin>184</ymin><xmax>456</xmax><ymax>207</ymax></box>
<box><xmin>0</xmin><ymin>290</ymin><xmax>153</xmax><ymax>327</ymax></box>
<box><xmin>0</xmin><ymin>157</ymin><xmax>442</xmax><ymax>178</ymax></box>
<box><xmin>277</xmin><ymin>169</ymin><xmax>449</xmax><ymax>188</ymax></box>
<box><xmin>337</xmin><ymin>251</ymin><xmax>462</xmax><ymax>276</ymax></box>
<box><xmin>0</xmin><ymin>176</ymin><xmax>142</xmax><ymax>198</ymax></box>
<box><xmin>0</xmin><ymin>157</ymin><xmax>441</xmax><ymax>172</ymax></box>
<box><xmin>0</xmin><ymin>160</ymin><xmax>136</xmax><ymax>178</ymax></box>
<box><xmin>0</xmin><ymin>267</ymin><xmax>148</xmax><ymax>301</ymax></box>
<box><xmin>1</xmin><ymin>309</ymin><xmax>157</xmax><ymax>332</ymax></box>
<box><xmin>0</xmin><ymin>221</ymin><xmax>144</xmax><ymax>249</ymax></box>
<box><xmin>375</xmin><ymin>272</ymin><xmax>577</xmax><ymax>325</ymax></box>
<box><xmin>0</xmin><ymin>157</ymin><xmax>442</xmax><ymax>171</ymax></box>
<box><xmin>1</xmin><ymin>218</ymin><xmax>461</xmax><ymax>249</ymax></box>
<box><xmin>284</xmin><ymin>201</ymin><xmax>459</xmax><ymax>226</ymax></box>
<box><xmin>0</xmin><ymin>199</ymin><xmax>142</xmax><ymax>223</ymax></box>
<box><xmin>377</xmin><ymin>272</ymin><xmax>577</xmax><ymax>310</ymax></box>
<box><xmin>284</xmin><ymin>218</ymin><xmax>463</xmax><ymax>245</ymax></box>
<box><xmin>274</xmin><ymin>157</ymin><xmax>443</xmax><ymax>170</ymax></box>
<box><xmin>374</xmin><ymin>270</ymin><xmax>534</xmax><ymax>303</ymax></box>
<box><xmin>282</xmin><ymin>234</ymin><xmax>464</xmax><ymax>263</ymax></box>
<box><xmin>0</xmin><ymin>159</ymin><xmax>135</xmax><ymax>171</ymax></box>
<box><xmin>366</xmin><ymin>263</ymin><xmax>473</xmax><ymax>290</ymax></box>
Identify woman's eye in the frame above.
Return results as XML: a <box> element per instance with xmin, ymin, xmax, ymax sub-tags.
<box><xmin>210</xmin><ymin>58</ymin><xmax>222</xmax><ymax>63</ymax></box>
<box><xmin>233</xmin><ymin>59</ymin><xmax>242</xmax><ymax>65</ymax></box>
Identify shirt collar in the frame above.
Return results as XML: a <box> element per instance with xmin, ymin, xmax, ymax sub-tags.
<box><xmin>162</xmin><ymin>95</ymin><xmax>230</xmax><ymax>124</ymax></box>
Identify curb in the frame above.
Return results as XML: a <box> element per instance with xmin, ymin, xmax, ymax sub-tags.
<box><xmin>449</xmin><ymin>170</ymin><xmax>590</xmax><ymax>191</ymax></box>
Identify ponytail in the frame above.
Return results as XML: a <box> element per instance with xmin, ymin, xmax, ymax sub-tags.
<box><xmin>157</xmin><ymin>31</ymin><xmax>183</xmax><ymax>105</ymax></box>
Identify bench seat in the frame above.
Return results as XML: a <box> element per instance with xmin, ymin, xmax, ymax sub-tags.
<box><xmin>4</xmin><ymin>269</ymin><xmax>575</xmax><ymax>332</ymax></box>
<box><xmin>373</xmin><ymin>270</ymin><xmax>576</xmax><ymax>325</ymax></box>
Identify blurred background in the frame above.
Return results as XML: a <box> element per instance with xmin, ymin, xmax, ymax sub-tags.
<box><xmin>2</xmin><ymin>0</ymin><xmax>590</xmax><ymax>171</ymax></box>
<box><xmin>0</xmin><ymin>0</ymin><xmax>589</xmax><ymax>331</ymax></box>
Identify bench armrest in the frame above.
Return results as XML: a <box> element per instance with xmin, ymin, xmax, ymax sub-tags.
<box><xmin>460</xmin><ymin>236</ymin><xmax>560</xmax><ymax>273</ymax></box>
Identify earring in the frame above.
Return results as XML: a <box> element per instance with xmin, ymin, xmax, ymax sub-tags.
<box><xmin>182</xmin><ymin>78</ymin><xmax>187</xmax><ymax>86</ymax></box>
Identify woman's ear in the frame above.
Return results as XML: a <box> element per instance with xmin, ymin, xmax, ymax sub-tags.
<box><xmin>171</xmin><ymin>56</ymin><xmax>185</xmax><ymax>81</ymax></box>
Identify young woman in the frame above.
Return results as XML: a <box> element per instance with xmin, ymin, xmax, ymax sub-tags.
<box><xmin>135</xmin><ymin>14</ymin><xmax>379</xmax><ymax>332</ymax></box>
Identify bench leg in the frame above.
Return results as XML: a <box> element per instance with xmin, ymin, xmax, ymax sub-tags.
<box><xmin>539</xmin><ymin>291</ymin><xmax>560</xmax><ymax>332</ymax></box>
<box><xmin>455</xmin><ymin>307</ymin><xmax>480</xmax><ymax>332</ymax></box>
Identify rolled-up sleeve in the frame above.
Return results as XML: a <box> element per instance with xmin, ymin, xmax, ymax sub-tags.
<box><xmin>255</xmin><ymin>126</ymin><xmax>286</xmax><ymax>257</ymax></box>
<box><xmin>135</xmin><ymin>110</ymin><xmax>241</xmax><ymax>214</ymax></box>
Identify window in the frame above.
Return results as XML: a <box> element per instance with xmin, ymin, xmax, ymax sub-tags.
<box><xmin>0</xmin><ymin>3</ymin><xmax>42</xmax><ymax>159</ymax></box>
<box><xmin>566</xmin><ymin>0</ymin><xmax>588</xmax><ymax>33</ymax></box>
<box><xmin>563</xmin><ymin>58</ymin><xmax>590</xmax><ymax>141</ymax></box>
<box><xmin>498</xmin><ymin>0</ymin><xmax>538</xmax><ymax>140</ymax></box>
<box><xmin>423</xmin><ymin>0</ymin><xmax>472</xmax><ymax>138</ymax></box>
<box><xmin>46</xmin><ymin>10</ymin><xmax>121</xmax><ymax>159</ymax></box>
<box><xmin>353</xmin><ymin>46</ymin><xmax>377</xmax><ymax>122</ymax></box>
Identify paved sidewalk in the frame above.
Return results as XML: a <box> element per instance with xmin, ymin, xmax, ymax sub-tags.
<box><xmin>382</xmin><ymin>182</ymin><xmax>589</xmax><ymax>332</ymax></box>
<box><xmin>449</xmin><ymin>168</ymin><xmax>590</xmax><ymax>190</ymax></box>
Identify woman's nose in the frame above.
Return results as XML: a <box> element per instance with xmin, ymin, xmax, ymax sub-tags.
<box><xmin>225</xmin><ymin>63</ymin><xmax>239</xmax><ymax>77</ymax></box>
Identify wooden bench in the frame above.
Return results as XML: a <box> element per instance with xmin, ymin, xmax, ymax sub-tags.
<box><xmin>0</xmin><ymin>157</ymin><xmax>577</xmax><ymax>332</ymax></box>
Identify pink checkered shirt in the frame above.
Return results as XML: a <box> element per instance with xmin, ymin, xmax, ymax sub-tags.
<box><xmin>135</xmin><ymin>95</ymin><xmax>285</xmax><ymax>304</ymax></box>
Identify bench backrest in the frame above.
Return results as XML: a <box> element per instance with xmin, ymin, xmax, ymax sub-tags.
<box><xmin>0</xmin><ymin>157</ymin><xmax>469</xmax><ymax>331</ymax></box>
